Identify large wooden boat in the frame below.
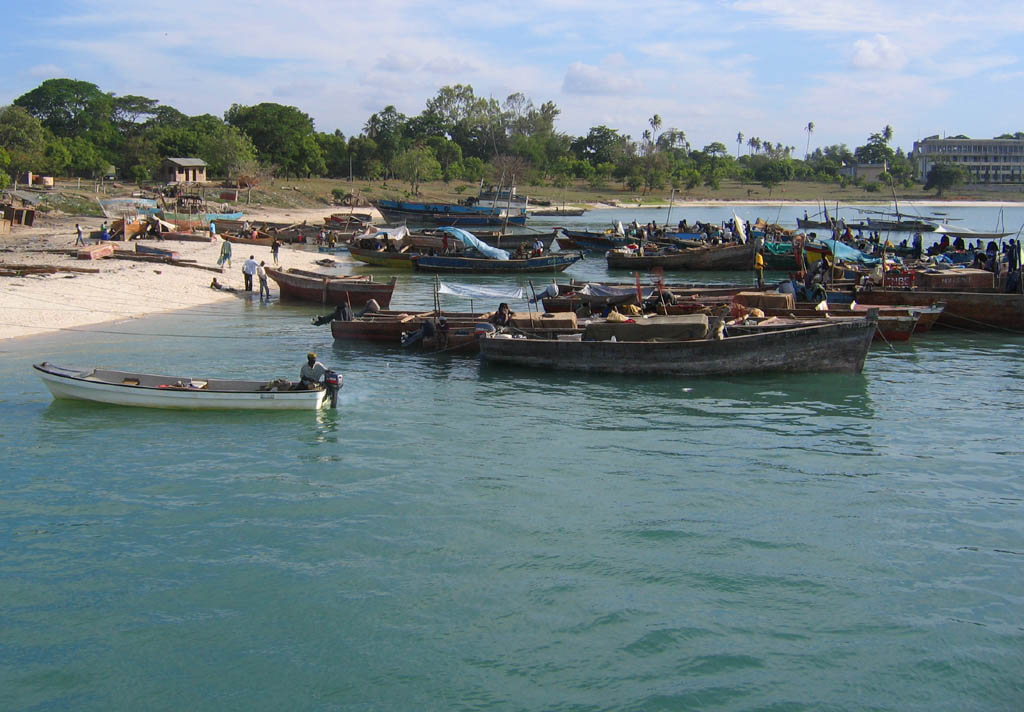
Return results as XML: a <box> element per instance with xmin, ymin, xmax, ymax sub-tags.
<box><xmin>224</xmin><ymin>233</ymin><xmax>274</xmax><ymax>247</ymax></box>
<box><xmin>555</xmin><ymin>228</ymin><xmax>632</xmax><ymax>252</ymax></box>
<box><xmin>34</xmin><ymin>362</ymin><xmax>334</xmax><ymax>410</ymax></box>
<box><xmin>264</xmin><ymin>267</ymin><xmax>396</xmax><ymax>307</ymax></box>
<box><xmin>606</xmin><ymin>242</ymin><xmax>756</xmax><ymax>271</ymax></box>
<box><xmin>375</xmin><ymin>199</ymin><xmax>527</xmax><ymax>227</ymax></box>
<box><xmin>847</xmin><ymin>288</ymin><xmax>1023</xmax><ymax>331</ymax></box>
<box><xmin>479</xmin><ymin>312</ymin><xmax>878</xmax><ymax>375</ymax></box>
<box><xmin>412</xmin><ymin>253</ymin><xmax>582</xmax><ymax>274</ymax></box>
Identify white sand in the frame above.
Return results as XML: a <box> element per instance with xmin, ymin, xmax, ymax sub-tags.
<box><xmin>0</xmin><ymin>208</ymin><xmax>349</xmax><ymax>341</ymax></box>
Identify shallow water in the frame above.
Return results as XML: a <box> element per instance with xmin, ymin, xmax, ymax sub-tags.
<box><xmin>1</xmin><ymin>206</ymin><xmax>1023</xmax><ymax>710</ymax></box>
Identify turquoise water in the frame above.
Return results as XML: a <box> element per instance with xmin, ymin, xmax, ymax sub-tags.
<box><xmin>2</xmin><ymin>206</ymin><xmax>1023</xmax><ymax>710</ymax></box>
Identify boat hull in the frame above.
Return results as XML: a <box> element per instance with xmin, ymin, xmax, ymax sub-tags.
<box><xmin>852</xmin><ymin>289</ymin><xmax>1023</xmax><ymax>331</ymax></box>
<box><xmin>35</xmin><ymin>364</ymin><xmax>327</xmax><ymax>410</ymax></box>
<box><xmin>376</xmin><ymin>200</ymin><xmax>527</xmax><ymax>227</ymax></box>
<box><xmin>348</xmin><ymin>246</ymin><xmax>416</xmax><ymax>269</ymax></box>
<box><xmin>479</xmin><ymin>317</ymin><xmax>876</xmax><ymax>376</ymax></box>
<box><xmin>265</xmin><ymin>268</ymin><xmax>396</xmax><ymax>307</ymax></box>
<box><xmin>607</xmin><ymin>243</ymin><xmax>756</xmax><ymax>271</ymax></box>
<box><xmin>412</xmin><ymin>254</ymin><xmax>582</xmax><ymax>274</ymax></box>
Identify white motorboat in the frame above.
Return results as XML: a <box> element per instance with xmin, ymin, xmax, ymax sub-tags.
<box><xmin>34</xmin><ymin>362</ymin><xmax>341</xmax><ymax>410</ymax></box>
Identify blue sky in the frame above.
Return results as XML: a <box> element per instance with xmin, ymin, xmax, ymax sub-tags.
<box><xmin>2</xmin><ymin>0</ymin><xmax>1022</xmax><ymax>155</ymax></box>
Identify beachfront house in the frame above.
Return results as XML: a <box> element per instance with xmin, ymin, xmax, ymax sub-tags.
<box><xmin>838</xmin><ymin>161</ymin><xmax>888</xmax><ymax>183</ymax></box>
<box><xmin>162</xmin><ymin>158</ymin><xmax>208</xmax><ymax>184</ymax></box>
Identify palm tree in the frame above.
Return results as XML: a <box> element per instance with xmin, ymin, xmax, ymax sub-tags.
<box><xmin>736</xmin><ymin>131</ymin><xmax>744</xmax><ymax>158</ymax></box>
<box><xmin>747</xmin><ymin>136</ymin><xmax>755</xmax><ymax>155</ymax></box>
<box><xmin>752</xmin><ymin>137</ymin><xmax>762</xmax><ymax>154</ymax></box>
<box><xmin>649</xmin><ymin>114</ymin><xmax>662</xmax><ymax>136</ymax></box>
<box><xmin>804</xmin><ymin>121</ymin><xmax>815</xmax><ymax>159</ymax></box>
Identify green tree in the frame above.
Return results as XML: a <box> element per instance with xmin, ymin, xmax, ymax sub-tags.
<box><xmin>225</xmin><ymin>102</ymin><xmax>325</xmax><ymax>177</ymax></box>
<box><xmin>363</xmin><ymin>105</ymin><xmax>408</xmax><ymax>176</ymax></box>
<box><xmin>924</xmin><ymin>161</ymin><xmax>965</xmax><ymax>197</ymax></box>
<box><xmin>460</xmin><ymin>156</ymin><xmax>486</xmax><ymax>182</ymax></box>
<box><xmin>317</xmin><ymin>130</ymin><xmax>349</xmax><ymax>178</ymax></box>
<box><xmin>0</xmin><ymin>105</ymin><xmax>48</xmax><ymax>177</ymax></box>
<box><xmin>0</xmin><ymin>146</ymin><xmax>10</xmax><ymax>188</ymax></box>
<box><xmin>63</xmin><ymin>136</ymin><xmax>109</xmax><ymax>177</ymax></box>
<box><xmin>392</xmin><ymin>145</ymin><xmax>441</xmax><ymax>194</ymax></box>
<box><xmin>804</xmin><ymin>121</ymin><xmax>814</xmax><ymax>159</ymax></box>
<box><xmin>855</xmin><ymin>125</ymin><xmax>896</xmax><ymax>165</ymax></box>
<box><xmin>14</xmin><ymin>79</ymin><xmax>114</xmax><ymax>139</ymax></box>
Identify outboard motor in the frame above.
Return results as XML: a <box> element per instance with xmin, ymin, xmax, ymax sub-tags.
<box><xmin>323</xmin><ymin>370</ymin><xmax>343</xmax><ymax>408</ymax></box>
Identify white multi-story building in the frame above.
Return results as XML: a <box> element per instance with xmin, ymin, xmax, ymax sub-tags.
<box><xmin>912</xmin><ymin>136</ymin><xmax>1024</xmax><ymax>184</ymax></box>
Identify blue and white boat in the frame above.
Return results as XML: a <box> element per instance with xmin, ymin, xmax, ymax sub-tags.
<box><xmin>375</xmin><ymin>199</ymin><xmax>527</xmax><ymax>227</ymax></box>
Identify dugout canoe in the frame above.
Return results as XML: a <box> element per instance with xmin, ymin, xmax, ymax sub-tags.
<box><xmin>265</xmin><ymin>267</ymin><xmax>396</xmax><ymax>307</ymax></box>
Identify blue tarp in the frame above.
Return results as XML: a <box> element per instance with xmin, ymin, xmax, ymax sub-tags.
<box><xmin>439</xmin><ymin>227</ymin><xmax>509</xmax><ymax>261</ymax></box>
<box><xmin>821</xmin><ymin>238</ymin><xmax>881</xmax><ymax>265</ymax></box>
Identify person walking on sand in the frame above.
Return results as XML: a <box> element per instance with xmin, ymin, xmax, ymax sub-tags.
<box><xmin>242</xmin><ymin>255</ymin><xmax>258</xmax><ymax>291</ymax></box>
<box><xmin>74</xmin><ymin>224</ymin><xmax>85</xmax><ymax>247</ymax></box>
<box><xmin>257</xmin><ymin>260</ymin><xmax>270</xmax><ymax>300</ymax></box>
<box><xmin>271</xmin><ymin>238</ymin><xmax>281</xmax><ymax>266</ymax></box>
<box><xmin>217</xmin><ymin>239</ymin><xmax>232</xmax><ymax>269</ymax></box>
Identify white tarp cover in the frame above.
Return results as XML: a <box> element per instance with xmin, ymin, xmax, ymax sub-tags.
<box><xmin>439</xmin><ymin>227</ymin><xmax>509</xmax><ymax>260</ymax></box>
<box><xmin>437</xmin><ymin>282</ymin><xmax>525</xmax><ymax>299</ymax></box>
<box><xmin>579</xmin><ymin>284</ymin><xmax>656</xmax><ymax>298</ymax></box>
<box><xmin>363</xmin><ymin>226</ymin><xmax>411</xmax><ymax>241</ymax></box>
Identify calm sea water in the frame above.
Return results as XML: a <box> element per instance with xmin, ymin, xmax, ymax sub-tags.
<box><xmin>1</xmin><ymin>206</ymin><xmax>1022</xmax><ymax>711</ymax></box>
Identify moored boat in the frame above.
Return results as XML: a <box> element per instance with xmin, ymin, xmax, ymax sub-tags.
<box><xmin>375</xmin><ymin>199</ymin><xmax>527</xmax><ymax>227</ymax></box>
<box><xmin>607</xmin><ymin>242</ymin><xmax>756</xmax><ymax>271</ymax></box>
<box><xmin>34</xmin><ymin>362</ymin><xmax>338</xmax><ymax>410</ymax></box>
<box><xmin>264</xmin><ymin>267</ymin><xmax>396</xmax><ymax>307</ymax></box>
<box><xmin>847</xmin><ymin>288</ymin><xmax>1023</xmax><ymax>331</ymax></box>
<box><xmin>479</xmin><ymin>312</ymin><xmax>878</xmax><ymax>375</ymax></box>
<box><xmin>412</xmin><ymin>252</ymin><xmax>582</xmax><ymax>274</ymax></box>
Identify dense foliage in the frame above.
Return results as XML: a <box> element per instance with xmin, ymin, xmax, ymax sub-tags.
<box><xmin>1</xmin><ymin>77</ymin><xmax>1012</xmax><ymax>192</ymax></box>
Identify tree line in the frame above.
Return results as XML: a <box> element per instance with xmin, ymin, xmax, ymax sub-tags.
<box><xmin>0</xmin><ymin>77</ymin><xmax>974</xmax><ymax>194</ymax></box>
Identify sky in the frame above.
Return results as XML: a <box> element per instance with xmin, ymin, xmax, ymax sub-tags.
<box><xmin>2</xmin><ymin>0</ymin><xmax>1022</xmax><ymax>156</ymax></box>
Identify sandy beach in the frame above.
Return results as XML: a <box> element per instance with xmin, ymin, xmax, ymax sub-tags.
<box><xmin>0</xmin><ymin>207</ymin><xmax>346</xmax><ymax>341</ymax></box>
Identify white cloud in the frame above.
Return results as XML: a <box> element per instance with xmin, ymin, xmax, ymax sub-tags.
<box><xmin>28</xmin><ymin>64</ymin><xmax>66</xmax><ymax>78</ymax></box>
<box><xmin>562</xmin><ymin>58</ymin><xmax>641</xmax><ymax>96</ymax></box>
<box><xmin>851</xmin><ymin>34</ymin><xmax>906</xmax><ymax>71</ymax></box>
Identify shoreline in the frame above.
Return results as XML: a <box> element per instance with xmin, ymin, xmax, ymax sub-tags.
<box><xmin>0</xmin><ymin>209</ymin><xmax>343</xmax><ymax>341</ymax></box>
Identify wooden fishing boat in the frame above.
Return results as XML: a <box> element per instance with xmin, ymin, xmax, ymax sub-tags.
<box><xmin>375</xmin><ymin>199</ymin><xmax>528</xmax><ymax>227</ymax></box>
<box><xmin>135</xmin><ymin>243</ymin><xmax>180</xmax><ymax>260</ymax></box>
<box><xmin>224</xmin><ymin>233</ymin><xmax>274</xmax><ymax>247</ymax></box>
<box><xmin>264</xmin><ymin>267</ymin><xmax>396</xmax><ymax>307</ymax></box>
<box><xmin>606</xmin><ymin>242</ymin><xmax>756</xmax><ymax>271</ymax></box>
<box><xmin>34</xmin><ymin>362</ymin><xmax>335</xmax><ymax>411</ymax></box>
<box><xmin>847</xmin><ymin>289</ymin><xmax>1023</xmax><ymax>331</ymax></box>
<box><xmin>479</xmin><ymin>312</ymin><xmax>878</xmax><ymax>375</ymax></box>
<box><xmin>348</xmin><ymin>245</ymin><xmax>417</xmax><ymax>269</ymax></box>
<box><xmin>412</xmin><ymin>253</ymin><xmax>582</xmax><ymax>274</ymax></box>
<box><xmin>330</xmin><ymin>310</ymin><xmax>483</xmax><ymax>342</ymax></box>
<box><xmin>555</xmin><ymin>228</ymin><xmax>632</xmax><ymax>252</ymax></box>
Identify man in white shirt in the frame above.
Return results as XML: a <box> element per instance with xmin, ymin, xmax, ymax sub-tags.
<box><xmin>299</xmin><ymin>352</ymin><xmax>327</xmax><ymax>389</ymax></box>
<box><xmin>242</xmin><ymin>255</ymin><xmax>258</xmax><ymax>291</ymax></box>
<box><xmin>257</xmin><ymin>260</ymin><xmax>270</xmax><ymax>300</ymax></box>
